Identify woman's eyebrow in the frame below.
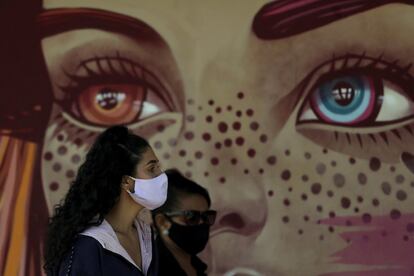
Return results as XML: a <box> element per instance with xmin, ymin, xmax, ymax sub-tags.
<box><xmin>253</xmin><ymin>0</ymin><xmax>414</xmax><ymax>40</ymax></box>
<box><xmin>36</xmin><ymin>8</ymin><xmax>159</xmax><ymax>39</ymax></box>
<box><xmin>145</xmin><ymin>160</ymin><xmax>159</xmax><ymax>166</ymax></box>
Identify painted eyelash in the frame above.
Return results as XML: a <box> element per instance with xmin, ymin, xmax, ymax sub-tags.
<box><xmin>56</xmin><ymin>52</ymin><xmax>174</xmax><ymax>111</ymax></box>
<box><xmin>325</xmin><ymin>52</ymin><xmax>413</xmax><ymax>80</ymax></box>
<box><xmin>333</xmin><ymin>124</ymin><xmax>414</xmax><ymax>148</ymax></box>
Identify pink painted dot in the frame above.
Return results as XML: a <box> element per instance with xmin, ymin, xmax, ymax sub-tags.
<box><xmin>215</xmin><ymin>142</ymin><xmax>222</xmax><ymax>149</ymax></box>
<box><xmin>231</xmin><ymin>158</ymin><xmax>238</xmax><ymax>165</ymax></box>
<box><xmin>267</xmin><ymin>155</ymin><xmax>277</xmax><ymax>165</ymax></box>
<box><xmin>179</xmin><ymin>150</ymin><xmax>186</xmax><ymax>157</ymax></box>
<box><xmin>202</xmin><ymin>133</ymin><xmax>211</xmax><ymax>141</ymax></box>
<box><xmin>235</xmin><ymin>137</ymin><xmax>244</xmax><ymax>146</ymax></box>
<box><xmin>211</xmin><ymin>157</ymin><xmax>219</xmax><ymax>165</ymax></box>
<box><xmin>246</xmin><ymin>109</ymin><xmax>254</xmax><ymax>117</ymax></box>
<box><xmin>49</xmin><ymin>182</ymin><xmax>59</xmax><ymax>191</ymax></box>
<box><xmin>195</xmin><ymin>151</ymin><xmax>203</xmax><ymax>159</ymax></box>
<box><xmin>218</xmin><ymin>122</ymin><xmax>228</xmax><ymax>133</ymax></box>
<box><xmin>237</xmin><ymin>92</ymin><xmax>244</xmax><ymax>99</ymax></box>
<box><xmin>236</xmin><ymin>110</ymin><xmax>242</xmax><ymax>117</ymax></box>
<box><xmin>232</xmin><ymin>122</ymin><xmax>241</xmax><ymax>130</ymax></box>
<box><xmin>250</xmin><ymin>122</ymin><xmax>259</xmax><ymax>131</ymax></box>
<box><xmin>216</xmin><ymin>107</ymin><xmax>222</xmax><ymax>113</ymax></box>
<box><xmin>206</xmin><ymin>116</ymin><xmax>213</xmax><ymax>123</ymax></box>
<box><xmin>224</xmin><ymin>139</ymin><xmax>232</xmax><ymax>147</ymax></box>
<box><xmin>260</xmin><ymin>134</ymin><xmax>267</xmax><ymax>143</ymax></box>
<box><xmin>219</xmin><ymin>177</ymin><xmax>226</xmax><ymax>183</ymax></box>
<box><xmin>184</xmin><ymin>132</ymin><xmax>194</xmax><ymax>140</ymax></box>
<box><xmin>247</xmin><ymin>149</ymin><xmax>256</xmax><ymax>158</ymax></box>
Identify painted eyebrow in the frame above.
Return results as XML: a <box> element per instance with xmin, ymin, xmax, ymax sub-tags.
<box><xmin>253</xmin><ymin>0</ymin><xmax>414</xmax><ymax>40</ymax></box>
<box><xmin>36</xmin><ymin>8</ymin><xmax>158</xmax><ymax>38</ymax></box>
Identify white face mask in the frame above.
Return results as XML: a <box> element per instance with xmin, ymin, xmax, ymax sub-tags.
<box><xmin>125</xmin><ymin>173</ymin><xmax>168</xmax><ymax>210</ymax></box>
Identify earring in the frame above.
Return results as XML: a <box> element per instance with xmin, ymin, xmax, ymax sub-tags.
<box><xmin>161</xmin><ymin>228</ymin><xmax>169</xmax><ymax>236</ymax></box>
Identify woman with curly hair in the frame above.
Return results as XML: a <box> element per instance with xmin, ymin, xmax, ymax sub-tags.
<box><xmin>43</xmin><ymin>125</ymin><xmax>167</xmax><ymax>276</ymax></box>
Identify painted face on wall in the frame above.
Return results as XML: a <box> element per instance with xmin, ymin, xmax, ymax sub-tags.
<box><xmin>32</xmin><ymin>0</ymin><xmax>414</xmax><ymax>275</ymax></box>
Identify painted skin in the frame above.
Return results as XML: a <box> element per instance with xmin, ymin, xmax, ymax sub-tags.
<box><xmin>5</xmin><ymin>0</ymin><xmax>414</xmax><ymax>275</ymax></box>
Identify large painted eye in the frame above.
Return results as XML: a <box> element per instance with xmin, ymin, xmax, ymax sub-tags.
<box><xmin>77</xmin><ymin>83</ymin><xmax>167</xmax><ymax>126</ymax></box>
<box><xmin>298</xmin><ymin>74</ymin><xmax>414</xmax><ymax>127</ymax></box>
<box><xmin>59</xmin><ymin>57</ymin><xmax>175</xmax><ymax>127</ymax></box>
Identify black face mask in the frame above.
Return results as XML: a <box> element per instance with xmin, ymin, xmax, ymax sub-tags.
<box><xmin>168</xmin><ymin>221</ymin><xmax>210</xmax><ymax>255</ymax></box>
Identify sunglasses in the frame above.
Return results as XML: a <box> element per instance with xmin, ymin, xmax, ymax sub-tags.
<box><xmin>164</xmin><ymin>210</ymin><xmax>217</xmax><ymax>226</ymax></box>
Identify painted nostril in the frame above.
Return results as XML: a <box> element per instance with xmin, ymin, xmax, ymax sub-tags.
<box><xmin>219</xmin><ymin>213</ymin><xmax>245</xmax><ymax>229</ymax></box>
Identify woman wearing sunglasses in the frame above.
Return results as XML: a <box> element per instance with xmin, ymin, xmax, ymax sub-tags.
<box><xmin>153</xmin><ymin>169</ymin><xmax>217</xmax><ymax>276</ymax></box>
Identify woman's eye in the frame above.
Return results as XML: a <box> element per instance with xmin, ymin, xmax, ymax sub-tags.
<box><xmin>298</xmin><ymin>73</ymin><xmax>414</xmax><ymax>127</ymax></box>
<box><xmin>58</xmin><ymin>56</ymin><xmax>174</xmax><ymax>127</ymax></box>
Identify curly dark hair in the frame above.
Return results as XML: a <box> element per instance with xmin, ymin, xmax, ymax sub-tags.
<box><xmin>43</xmin><ymin>125</ymin><xmax>150</xmax><ymax>272</ymax></box>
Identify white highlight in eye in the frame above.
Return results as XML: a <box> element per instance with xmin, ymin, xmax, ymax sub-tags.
<box><xmin>299</xmin><ymin>101</ymin><xmax>318</xmax><ymax>121</ymax></box>
<box><xmin>376</xmin><ymin>80</ymin><xmax>414</xmax><ymax>121</ymax></box>
<box><xmin>117</xmin><ymin>93</ymin><xmax>126</xmax><ymax>102</ymax></box>
<box><xmin>139</xmin><ymin>101</ymin><xmax>160</xmax><ymax>118</ymax></box>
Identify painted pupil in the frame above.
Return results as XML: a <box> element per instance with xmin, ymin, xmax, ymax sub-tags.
<box><xmin>332</xmin><ymin>81</ymin><xmax>355</xmax><ymax>106</ymax></box>
<box><xmin>96</xmin><ymin>89</ymin><xmax>125</xmax><ymax>110</ymax></box>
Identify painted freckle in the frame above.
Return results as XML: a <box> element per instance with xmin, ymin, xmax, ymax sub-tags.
<box><xmin>381</xmin><ymin>182</ymin><xmax>392</xmax><ymax>195</ymax></box>
<box><xmin>357</xmin><ymin>173</ymin><xmax>367</xmax><ymax>185</ymax></box>
<box><xmin>333</xmin><ymin>173</ymin><xmax>346</xmax><ymax>188</ymax></box>
<box><xmin>396</xmin><ymin>190</ymin><xmax>407</xmax><ymax>201</ymax></box>
<box><xmin>44</xmin><ymin>152</ymin><xmax>53</xmax><ymax>161</ymax></box>
<box><xmin>281</xmin><ymin>170</ymin><xmax>291</xmax><ymax>180</ymax></box>
<box><xmin>369</xmin><ymin>157</ymin><xmax>381</xmax><ymax>171</ymax></box>
<box><xmin>341</xmin><ymin>197</ymin><xmax>351</xmax><ymax>209</ymax></box>
<box><xmin>58</xmin><ymin>146</ymin><xmax>67</xmax><ymax>155</ymax></box>
<box><xmin>49</xmin><ymin>182</ymin><xmax>59</xmax><ymax>191</ymax></box>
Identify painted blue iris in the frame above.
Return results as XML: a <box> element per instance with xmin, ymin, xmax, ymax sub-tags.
<box><xmin>310</xmin><ymin>75</ymin><xmax>380</xmax><ymax>125</ymax></box>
